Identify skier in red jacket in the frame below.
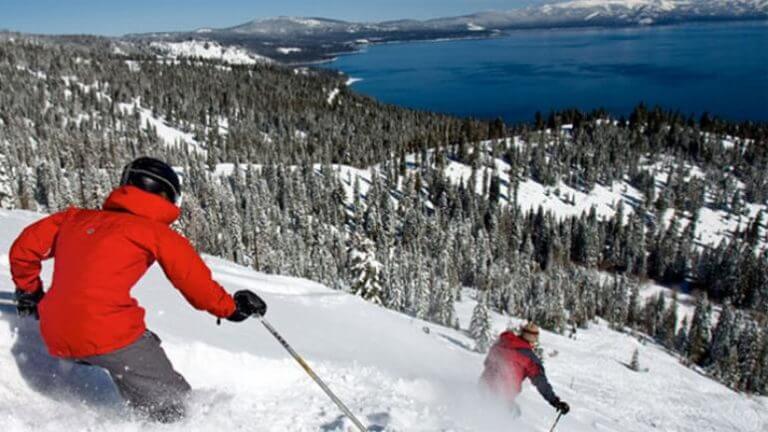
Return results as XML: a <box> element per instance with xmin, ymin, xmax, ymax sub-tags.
<box><xmin>480</xmin><ymin>322</ymin><xmax>570</xmax><ymax>417</ymax></box>
<box><xmin>10</xmin><ymin>157</ymin><xmax>267</xmax><ymax>422</ymax></box>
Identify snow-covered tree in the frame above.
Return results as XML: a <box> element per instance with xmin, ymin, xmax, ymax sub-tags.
<box><xmin>431</xmin><ymin>277</ymin><xmax>456</xmax><ymax>327</ymax></box>
<box><xmin>0</xmin><ymin>151</ymin><xmax>15</xmax><ymax>209</ymax></box>
<box><xmin>707</xmin><ymin>305</ymin><xmax>737</xmax><ymax>372</ymax></box>
<box><xmin>675</xmin><ymin>316</ymin><xmax>689</xmax><ymax>353</ymax></box>
<box><xmin>687</xmin><ymin>294</ymin><xmax>713</xmax><ymax>365</ymax></box>
<box><xmin>470</xmin><ymin>294</ymin><xmax>494</xmax><ymax>353</ymax></box>
<box><xmin>348</xmin><ymin>233</ymin><xmax>384</xmax><ymax>305</ymax></box>
<box><xmin>630</xmin><ymin>348</ymin><xmax>640</xmax><ymax>372</ymax></box>
<box><xmin>659</xmin><ymin>293</ymin><xmax>678</xmax><ymax>348</ymax></box>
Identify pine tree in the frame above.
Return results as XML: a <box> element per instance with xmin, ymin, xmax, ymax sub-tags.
<box><xmin>687</xmin><ymin>293</ymin><xmax>713</xmax><ymax>365</ymax></box>
<box><xmin>626</xmin><ymin>281</ymin><xmax>641</xmax><ymax>328</ymax></box>
<box><xmin>609</xmin><ymin>277</ymin><xmax>629</xmax><ymax>330</ymax></box>
<box><xmin>659</xmin><ymin>293</ymin><xmax>678</xmax><ymax>348</ymax></box>
<box><xmin>386</xmin><ymin>275</ymin><xmax>406</xmax><ymax>312</ymax></box>
<box><xmin>431</xmin><ymin>277</ymin><xmax>456</xmax><ymax>327</ymax></box>
<box><xmin>707</xmin><ymin>305</ymin><xmax>737</xmax><ymax>372</ymax></box>
<box><xmin>17</xmin><ymin>169</ymin><xmax>36</xmax><ymax>210</ymax></box>
<box><xmin>630</xmin><ymin>348</ymin><xmax>641</xmax><ymax>372</ymax></box>
<box><xmin>470</xmin><ymin>294</ymin><xmax>494</xmax><ymax>353</ymax></box>
<box><xmin>737</xmin><ymin>320</ymin><xmax>760</xmax><ymax>392</ymax></box>
<box><xmin>0</xmin><ymin>151</ymin><xmax>15</xmax><ymax>209</ymax></box>
<box><xmin>757</xmin><ymin>328</ymin><xmax>768</xmax><ymax>395</ymax></box>
<box><xmin>675</xmin><ymin>316</ymin><xmax>689</xmax><ymax>353</ymax></box>
<box><xmin>722</xmin><ymin>346</ymin><xmax>741</xmax><ymax>389</ymax></box>
<box><xmin>348</xmin><ymin>233</ymin><xmax>384</xmax><ymax>305</ymax></box>
<box><xmin>411</xmin><ymin>259</ymin><xmax>431</xmax><ymax>320</ymax></box>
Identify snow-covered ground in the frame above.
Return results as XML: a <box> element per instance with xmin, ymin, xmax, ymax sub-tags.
<box><xmin>639</xmin><ymin>281</ymin><xmax>698</xmax><ymax>324</ymax></box>
<box><xmin>467</xmin><ymin>23</ymin><xmax>486</xmax><ymax>31</ymax></box>
<box><xmin>150</xmin><ymin>41</ymin><xmax>271</xmax><ymax>65</ymax></box>
<box><xmin>116</xmin><ymin>99</ymin><xmax>205</xmax><ymax>155</ymax></box>
<box><xmin>328</xmin><ymin>88</ymin><xmax>341</xmax><ymax>105</ymax></box>
<box><xmin>0</xmin><ymin>210</ymin><xmax>765</xmax><ymax>431</ymax></box>
<box><xmin>277</xmin><ymin>47</ymin><xmax>302</xmax><ymax>55</ymax></box>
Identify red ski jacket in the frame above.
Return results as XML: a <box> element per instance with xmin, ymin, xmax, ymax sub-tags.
<box><xmin>480</xmin><ymin>331</ymin><xmax>558</xmax><ymax>405</ymax></box>
<box><xmin>10</xmin><ymin>185</ymin><xmax>236</xmax><ymax>358</ymax></box>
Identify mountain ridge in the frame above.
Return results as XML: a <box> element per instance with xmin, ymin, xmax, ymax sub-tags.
<box><xmin>122</xmin><ymin>0</ymin><xmax>768</xmax><ymax>63</ymax></box>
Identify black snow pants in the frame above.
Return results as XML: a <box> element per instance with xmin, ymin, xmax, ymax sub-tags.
<box><xmin>78</xmin><ymin>330</ymin><xmax>191</xmax><ymax>422</ymax></box>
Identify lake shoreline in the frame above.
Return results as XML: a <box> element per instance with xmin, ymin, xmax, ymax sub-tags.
<box><xmin>294</xmin><ymin>18</ymin><xmax>768</xmax><ymax>66</ymax></box>
<box><xmin>321</xmin><ymin>20</ymin><xmax>768</xmax><ymax>125</ymax></box>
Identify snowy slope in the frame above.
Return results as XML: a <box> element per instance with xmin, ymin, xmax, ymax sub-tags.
<box><xmin>323</xmin><ymin>136</ymin><xmax>766</xmax><ymax>252</ymax></box>
<box><xmin>215</xmin><ymin>134</ymin><xmax>765</xmax><ymax>255</ymax></box>
<box><xmin>116</xmin><ymin>99</ymin><xmax>205</xmax><ymax>155</ymax></box>
<box><xmin>18</xmin><ymin>66</ymin><xmax>208</xmax><ymax>156</ymax></box>
<box><xmin>149</xmin><ymin>41</ymin><xmax>271</xmax><ymax>65</ymax></box>
<box><xmin>0</xmin><ymin>209</ymin><xmax>766</xmax><ymax>431</ymax></box>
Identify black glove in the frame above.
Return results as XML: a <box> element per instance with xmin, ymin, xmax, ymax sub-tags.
<box><xmin>15</xmin><ymin>288</ymin><xmax>44</xmax><ymax>320</ymax></box>
<box><xmin>227</xmin><ymin>290</ymin><xmax>267</xmax><ymax>322</ymax></box>
<box><xmin>553</xmin><ymin>399</ymin><xmax>570</xmax><ymax>415</ymax></box>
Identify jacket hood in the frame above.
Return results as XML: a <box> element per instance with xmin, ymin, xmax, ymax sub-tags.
<box><xmin>103</xmin><ymin>185</ymin><xmax>180</xmax><ymax>225</ymax></box>
<box><xmin>497</xmin><ymin>330</ymin><xmax>533</xmax><ymax>350</ymax></box>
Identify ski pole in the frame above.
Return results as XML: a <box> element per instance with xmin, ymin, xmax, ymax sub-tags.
<box><xmin>258</xmin><ymin>317</ymin><xmax>368</xmax><ymax>432</ymax></box>
<box><xmin>548</xmin><ymin>412</ymin><xmax>563</xmax><ymax>432</ymax></box>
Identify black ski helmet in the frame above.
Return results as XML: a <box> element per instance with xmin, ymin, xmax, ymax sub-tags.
<box><xmin>120</xmin><ymin>157</ymin><xmax>181</xmax><ymax>204</ymax></box>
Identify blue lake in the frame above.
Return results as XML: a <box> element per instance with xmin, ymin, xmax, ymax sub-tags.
<box><xmin>325</xmin><ymin>21</ymin><xmax>768</xmax><ymax>123</ymax></box>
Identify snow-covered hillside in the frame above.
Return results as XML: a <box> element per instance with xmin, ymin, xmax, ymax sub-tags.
<box><xmin>1</xmin><ymin>210</ymin><xmax>765</xmax><ymax>431</ymax></box>
<box><xmin>149</xmin><ymin>40</ymin><xmax>271</xmax><ymax>65</ymax></box>
<box><xmin>302</xmin><ymin>135</ymin><xmax>766</xmax><ymax>252</ymax></box>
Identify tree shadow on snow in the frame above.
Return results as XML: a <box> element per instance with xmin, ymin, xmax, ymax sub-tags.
<box><xmin>0</xmin><ymin>302</ymin><xmax>122</xmax><ymax>409</ymax></box>
<box><xmin>436</xmin><ymin>332</ymin><xmax>475</xmax><ymax>352</ymax></box>
<box><xmin>615</xmin><ymin>359</ymin><xmax>649</xmax><ymax>373</ymax></box>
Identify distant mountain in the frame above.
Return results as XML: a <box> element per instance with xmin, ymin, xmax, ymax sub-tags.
<box><xmin>124</xmin><ymin>0</ymin><xmax>768</xmax><ymax>63</ymax></box>
<box><xmin>210</xmin><ymin>0</ymin><xmax>768</xmax><ymax>34</ymax></box>
<box><xmin>225</xmin><ymin>17</ymin><xmax>369</xmax><ymax>35</ymax></box>
<box><xmin>430</xmin><ymin>0</ymin><xmax>768</xmax><ymax>29</ymax></box>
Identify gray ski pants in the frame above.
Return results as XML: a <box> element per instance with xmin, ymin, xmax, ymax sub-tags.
<box><xmin>78</xmin><ymin>330</ymin><xmax>191</xmax><ymax>422</ymax></box>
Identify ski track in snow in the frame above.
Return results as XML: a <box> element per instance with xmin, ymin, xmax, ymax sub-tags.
<box><xmin>0</xmin><ymin>210</ymin><xmax>766</xmax><ymax>431</ymax></box>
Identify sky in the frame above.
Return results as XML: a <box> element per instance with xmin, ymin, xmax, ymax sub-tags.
<box><xmin>0</xmin><ymin>0</ymin><xmax>543</xmax><ymax>36</ymax></box>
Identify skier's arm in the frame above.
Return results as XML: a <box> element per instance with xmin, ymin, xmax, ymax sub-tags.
<box><xmin>10</xmin><ymin>210</ymin><xmax>70</xmax><ymax>293</ymax></box>
<box><xmin>155</xmin><ymin>227</ymin><xmax>236</xmax><ymax>318</ymax></box>
<box><xmin>530</xmin><ymin>370</ymin><xmax>559</xmax><ymax>406</ymax></box>
<box><xmin>520</xmin><ymin>349</ymin><xmax>560</xmax><ymax>406</ymax></box>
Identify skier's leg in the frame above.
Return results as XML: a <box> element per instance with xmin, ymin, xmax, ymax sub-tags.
<box><xmin>79</xmin><ymin>330</ymin><xmax>191</xmax><ymax>422</ymax></box>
